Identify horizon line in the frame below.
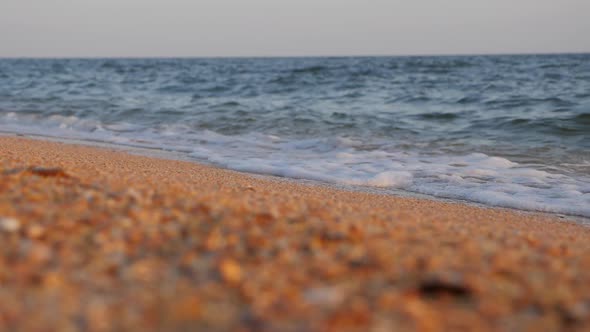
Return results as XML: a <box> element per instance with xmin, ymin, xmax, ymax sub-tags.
<box><xmin>1</xmin><ymin>51</ymin><xmax>589</xmax><ymax>60</ymax></box>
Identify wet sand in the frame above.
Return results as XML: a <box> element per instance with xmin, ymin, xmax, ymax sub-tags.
<box><xmin>1</xmin><ymin>135</ymin><xmax>590</xmax><ymax>331</ymax></box>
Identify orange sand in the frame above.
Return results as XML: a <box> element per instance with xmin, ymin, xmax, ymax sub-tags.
<box><xmin>1</xmin><ymin>135</ymin><xmax>589</xmax><ymax>331</ymax></box>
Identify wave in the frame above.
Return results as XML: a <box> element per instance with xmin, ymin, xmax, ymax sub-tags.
<box><xmin>573</xmin><ymin>112</ymin><xmax>590</xmax><ymax>124</ymax></box>
<box><xmin>490</xmin><ymin>113</ymin><xmax>590</xmax><ymax>135</ymax></box>
<box><xmin>2</xmin><ymin>111</ymin><xmax>589</xmax><ymax>218</ymax></box>
<box><xmin>291</xmin><ymin>65</ymin><xmax>333</xmax><ymax>74</ymax></box>
<box><xmin>415</xmin><ymin>112</ymin><xmax>460</xmax><ymax>121</ymax></box>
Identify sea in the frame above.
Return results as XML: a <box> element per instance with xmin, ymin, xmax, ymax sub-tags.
<box><xmin>1</xmin><ymin>55</ymin><xmax>589</xmax><ymax>218</ymax></box>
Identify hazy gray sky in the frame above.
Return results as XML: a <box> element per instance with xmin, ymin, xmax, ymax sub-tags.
<box><xmin>1</xmin><ymin>0</ymin><xmax>589</xmax><ymax>57</ymax></box>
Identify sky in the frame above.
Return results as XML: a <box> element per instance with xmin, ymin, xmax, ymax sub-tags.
<box><xmin>1</xmin><ymin>0</ymin><xmax>589</xmax><ymax>57</ymax></box>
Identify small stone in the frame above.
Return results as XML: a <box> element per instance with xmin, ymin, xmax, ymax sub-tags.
<box><xmin>562</xmin><ymin>301</ymin><xmax>590</xmax><ymax>323</ymax></box>
<box><xmin>2</xmin><ymin>167</ymin><xmax>25</xmax><ymax>175</ymax></box>
<box><xmin>0</xmin><ymin>217</ymin><xmax>20</xmax><ymax>233</ymax></box>
<box><xmin>304</xmin><ymin>287</ymin><xmax>345</xmax><ymax>307</ymax></box>
<box><xmin>27</xmin><ymin>225</ymin><xmax>45</xmax><ymax>238</ymax></box>
<box><xmin>28</xmin><ymin>166</ymin><xmax>68</xmax><ymax>177</ymax></box>
<box><xmin>219</xmin><ymin>259</ymin><xmax>242</xmax><ymax>284</ymax></box>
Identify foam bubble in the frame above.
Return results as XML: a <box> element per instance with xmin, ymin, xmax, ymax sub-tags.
<box><xmin>358</xmin><ymin>171</ymin><xmax>413</xmax><ymax>188</ymax></box>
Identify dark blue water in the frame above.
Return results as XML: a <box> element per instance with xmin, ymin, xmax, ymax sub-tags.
<box><xmin>1</xmin><ymin>55</ymin><xmax>589</xmax><ymax>216</ymax></box>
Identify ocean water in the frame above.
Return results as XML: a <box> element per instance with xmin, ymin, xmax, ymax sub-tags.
<box><xmin>1</xmin><ymin>55</ymin><xmax>589</xmax><ymax>217</ymax></box>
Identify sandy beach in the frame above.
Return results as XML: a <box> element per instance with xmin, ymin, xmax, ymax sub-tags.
<box><xmin>1</xmin><ymin>135</ymin><xmax>589</xmax><ymax>331</ymax></box>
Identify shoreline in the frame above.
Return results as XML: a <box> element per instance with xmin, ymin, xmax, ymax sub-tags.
<box><xmin>2</xmin><ymin>131</ymin><xmax>585</xmax><ymax>224</ymax></box>
<box><xmin>2</xmin><ymin>135</ymin><xmax>590</xmax><ymax>330</ymax></box>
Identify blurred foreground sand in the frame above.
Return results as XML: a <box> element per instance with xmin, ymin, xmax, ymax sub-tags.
<box><xmin>1</xmin><ymin>136</ymin><xmax>589</xmax><ymax>331</ymax></box>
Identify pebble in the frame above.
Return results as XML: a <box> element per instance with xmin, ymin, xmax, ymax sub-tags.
<box><xmin>28</xmin><ymin>166</ymin><xmax>68</xmax><ymax>177</ymax></box>
<box><xmin>304</xmin><ymin>287</ymin><xmax>345</xmax><ymax>307</ymax></box>
<box><xmin>219</xmin><ymin>259</ymin><xmax>242</xmax><ymax>284</ymax></box>
<box><xmin>0</xmin><ymin>217</ymin><xmax>21</xmax><ymax>232</ymax></box>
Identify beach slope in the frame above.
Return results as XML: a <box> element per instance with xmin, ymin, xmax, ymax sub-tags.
<box><xmin>1</xmin><ymin>136</ymin><xmax>589</xmax><ymax>331</ymax></box>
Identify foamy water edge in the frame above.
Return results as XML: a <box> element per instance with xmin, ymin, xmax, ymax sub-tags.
<box><xmin>1</xmin><ymin>118</ymin><xmax>588</xmax><ymax>222</ymax></box>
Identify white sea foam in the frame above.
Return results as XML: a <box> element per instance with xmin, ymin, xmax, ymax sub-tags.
<box><xmin>1</xmin><ymin>112</ymin><xmax>589</xmax><ymax>218</ymax></box>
